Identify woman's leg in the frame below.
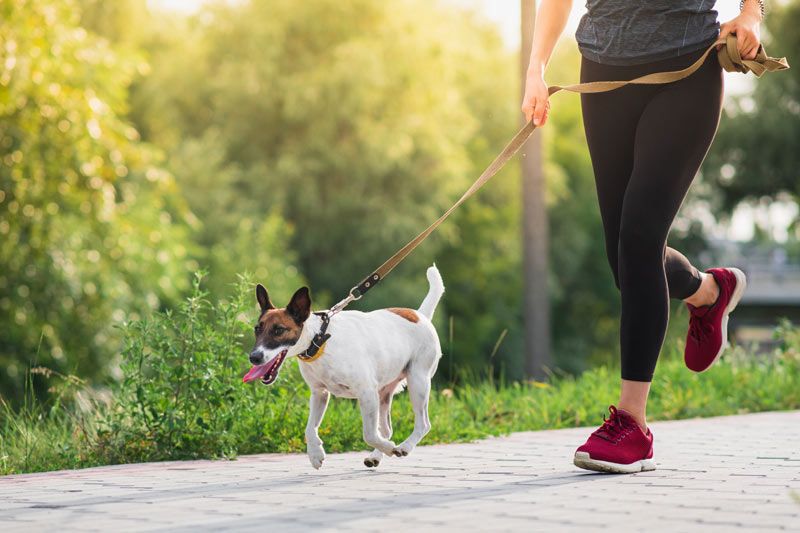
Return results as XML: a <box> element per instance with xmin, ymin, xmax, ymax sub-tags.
<box><xmin>574</xmin><ymin>50</ymin><xmax>722</xmax><ymax>472</ymax></box>
<box><xmin>683</xmin><ymin>271</ymin><xmax>720</xmax><ymax>307</ymax></box>
<box><xmin>580</xmin><ymin>51</ymin><xmax>723</xmax><ymax>433</ymax></box>
<box><xmin>618</xmin><ymin>380</ymin><xmax>651</xmax><ymax>429</ymax></box>
<box><xmin>616</xmin><ymin>53</ymin><xmax>724</xmax><ymax>398</ymax></box>
<box><xmin>580</xmin><ymin>60</ymin><xmax>709</xmax><ymax>307</ymax></box>
<box><xmin>579</xmin><ymin>61</ymin><xmax>646</xmax><ymax>294</ymax></box>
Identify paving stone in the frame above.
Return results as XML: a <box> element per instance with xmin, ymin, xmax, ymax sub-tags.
<box><xmin>1</xmin><ymin>411</ymin><xmax>799</xmax><ymax>531</ymax></box>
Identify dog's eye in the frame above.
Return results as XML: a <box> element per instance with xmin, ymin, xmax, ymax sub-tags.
<box><xmin>254</xmin><ymin>324</ymin><xmax>262</xmax><ymax>335</ymax></box>
<box><xmin>272</xmin><ymin>325</ymin><xmax>286</xmax><ymax>335</ymax></box>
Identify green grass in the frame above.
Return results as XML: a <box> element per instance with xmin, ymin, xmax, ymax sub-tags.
<box><xmin>2</xmin><ymin>277</ymin><xmax>799</xmax><ymax>476</ymax></box>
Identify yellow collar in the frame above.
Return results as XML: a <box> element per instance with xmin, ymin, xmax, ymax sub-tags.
<box><xmin>298</xmin><ymin>342</ymin><xmax>326</xmax><ymax>363</ymax></box>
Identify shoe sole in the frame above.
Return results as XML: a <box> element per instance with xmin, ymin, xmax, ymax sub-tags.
<box><xmin>573</xmin><ymin>451</ymin><xmax>656</xmax><ymax>474</ymax></box>
<box><xmin>697</xmin><ymin>267</ymin><xmax>747</xmax><ymax>373</ymax></box>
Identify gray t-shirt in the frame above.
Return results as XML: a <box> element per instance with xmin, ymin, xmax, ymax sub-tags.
<box><xmin>575</xmin><ymin>0</ymin><xmax>720</xmax><ymax>65</ymax></box>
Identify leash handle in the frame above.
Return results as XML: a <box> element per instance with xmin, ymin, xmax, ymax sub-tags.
<box><xmin>345</xmin><ymin>35</ymin><xmax>789</xmax><ymax>304</ymax></box>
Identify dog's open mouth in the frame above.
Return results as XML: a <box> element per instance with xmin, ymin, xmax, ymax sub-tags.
<box><xmin>242</xmin><ymin>349</ymin><xmax>288</xmax><ymax>385</ymax></box>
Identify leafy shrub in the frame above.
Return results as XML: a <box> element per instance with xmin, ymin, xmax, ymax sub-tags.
<box><xmin>0</xmin><ymin>0</ymin><xmax>193</xmax><ymax>401</ymax></box>
<box><xmin>95</xmin><ymin>273</ymin><xmax>296</xmax><ymax>462</ymax></box>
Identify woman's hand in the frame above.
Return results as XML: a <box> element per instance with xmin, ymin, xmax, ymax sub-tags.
<box><xmin>521</xmin><ymin>71</ymin><xmax>550</xmax><ymax>127</ymax></box>
<box><xmin>719</xmin><ymin>8</ymin><xmax>762</xmax><ymax>60</ymax></box>
<box><xmin>520</xmin><ymin>0</ymin><xmax>573</xmax><ymax>126</ymax></box>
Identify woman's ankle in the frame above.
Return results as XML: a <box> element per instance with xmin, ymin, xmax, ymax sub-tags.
<box><xmin>617</xmin><ymin>405</ymin><xmax>647</xmax><ymax>432</ymax></box>
<box><xmin>684</xmin><ymin>271</ymin><xmax>720</xmax><ymax>307</ymax></box>
<box><xmin>618</xmin><ymin>379</ymin><xmax>651</xmax><ymax>432</ymax></box>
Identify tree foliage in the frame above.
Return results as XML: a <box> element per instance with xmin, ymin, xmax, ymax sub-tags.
<box><xmin>0</xmin><ymin>0</ymin><xmax>190</xmax><ymax>399</ymax></box>
<box><xmin>134</xmin><ymin>0</ymin><xmax>481</xmax><ymax>304</ymax></box>
<box><xmin>704</xmin><ymin>1</ymin><xmax>800</xmax><ymax>215</ymax></box>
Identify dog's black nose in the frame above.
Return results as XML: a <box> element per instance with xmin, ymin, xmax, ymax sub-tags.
<box><xmin>249</xmin><ymin>352</ymin><xmax>263</xmax><ymax>365</ymax></box>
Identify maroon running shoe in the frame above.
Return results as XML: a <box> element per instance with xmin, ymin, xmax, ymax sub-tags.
<box><xmin>684</xmin><ymin>267</ymin><xmax>747</xmax><ymax>373</ymax></box>
<box><xmin>573</xmin><ymin>406</ymin><xmax>655</xmax><ymax>474</ymax></box>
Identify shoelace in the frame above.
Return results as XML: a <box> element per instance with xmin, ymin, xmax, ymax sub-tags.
<box><xmin>688</xmin><ymin>314</ymin><xmax>714</xmax><ymax>343</ymax></box>
<box><xmin>593</xmin><ymin>406</ymin><xmax>634</xmax><ymax>444</ymax></box>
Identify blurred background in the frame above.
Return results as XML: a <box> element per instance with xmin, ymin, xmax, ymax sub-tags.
<box><xmin>1</xmin><ymin>0</ymin><xmax>798</xmax><ymax>403</ymax></box>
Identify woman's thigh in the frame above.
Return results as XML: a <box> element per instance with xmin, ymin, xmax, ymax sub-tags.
<box><xmin>620</xmin><ymin>55</ymin><xmax>724</xmax><ymax>239</ymax></box>
<box><xmin>580</xmin><ymin>61</ymin><xmax>651</xmax><ymax>274</ymax></box>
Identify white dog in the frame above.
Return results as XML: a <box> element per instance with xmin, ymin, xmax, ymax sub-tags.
<box><xmin>244</xmin><ymin>265</ymin><xmax>444</xmax><ymax>469</ymax></box>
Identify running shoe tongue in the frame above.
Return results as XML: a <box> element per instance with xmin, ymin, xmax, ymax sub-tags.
<box><xmin>242</xmin><ymin>361</ymin><xmax>272</xmax><ymax>383</ymax></box>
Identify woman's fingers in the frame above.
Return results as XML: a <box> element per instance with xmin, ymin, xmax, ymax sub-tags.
<box><xmin>719</xmin><ymin>19</ymin><xmax>761</xmax><ymax>59</ymax></box>
<box><xmin>737</xmin><ymin>28</ymin><xmax>761</xmax><ymax>59</ymax></box>
<box><xmin>520</xmin><ymin>88</ymin><xmax>535</xmax><ymax>122</ymax></box>
<box><xmin>716</xmin><ymin>22</ymin><xmax>732</xmax><ymax>50</ymax></box>
<box><xmin>737</xmin><ymin>31</ymin><xmax>752</xmax><ymax>54</ymax></box>
<box><xmin>522</xmin><ymin>96</ymin><xmax>549</xmax><ymax>127</ymax></box>
<box><xmin>521</xmin><ymin>98</ymin><xmax>534</xmax><ymax>123</ymax></box>
<box><xmin>533</xmin><ymin>98</ymin><xmax>549</xmax><ymax>126</ymax></box>
<box><xmin>739</xmin><ymin>37</ymin><xmax>759</xmax><ymax>60</ymax></box>
<box><xmin>521</xmin><ymin>78</ymin><xmax>550</xmax><ymax>127</ymax></box>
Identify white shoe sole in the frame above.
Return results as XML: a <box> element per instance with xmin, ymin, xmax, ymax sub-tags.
<box><xmin>696</xmin><ymin>267</ymin><xmax>747</xmax><ymax>373</ymax></box>
<box><xmin>573</xmin><ymin>451</ymin><xmax>656</xmax><ymax>474</ymax></box>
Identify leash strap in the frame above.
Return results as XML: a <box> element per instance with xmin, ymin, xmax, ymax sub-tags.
<box><xmin>340</xmin><ymin>35</ymin><xmax>788</xmax><ymax>302</ymax></box>
<box><xmin>302</xmin><ymin>35</ymin><xmax>788</xmax><ymax>362</ymax></box>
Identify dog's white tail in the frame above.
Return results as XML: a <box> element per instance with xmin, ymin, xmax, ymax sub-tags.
<box><xmin>418</xmin><ymin>264</ymin><xmax>444</xmax><ymax>319</ymax></box>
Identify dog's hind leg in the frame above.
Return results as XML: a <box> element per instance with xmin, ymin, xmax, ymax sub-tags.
<box><xmin>394</xmin><ymin>368</ymin><xmax>432</xmax><ymax>457</ymax></box>
<box><xmin>359</xmin><ymin>391</ymin><xmax>397</xmax><ymax>457</ymax></box>
<box><xmin>364</xmin><ymin>391</ymin><xmax>394</xmax><ymax>468</ymax></box>
<box><xmin>306</xmin><ymin>388</ymin><xmax>330</xmax><ymax>470</ymax></box>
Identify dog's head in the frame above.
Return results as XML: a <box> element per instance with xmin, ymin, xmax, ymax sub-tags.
<box><xmin>242</xmin><ymin>284</ymin><xmax>312</xmax><ymax>385</ymax></box>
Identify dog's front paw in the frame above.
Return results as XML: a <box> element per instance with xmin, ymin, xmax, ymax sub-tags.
<box><xmin>392</xmin><ymin>442</ymin><xmax>413</xmax><ymax>457</ymax></box>
<box><xmin>308</xmin><ymin>446</ymin><xmax>326</xmax><ymax>470</ymax></box>
<box><xmin>364</xmin><ymin>449</ymin><xmax>383</xmax><ymax>468</ymax></box>
<box><xmin>374</xmin><ymin>441</ymin><xmax>397</xmax><ymax>456</ymax></box>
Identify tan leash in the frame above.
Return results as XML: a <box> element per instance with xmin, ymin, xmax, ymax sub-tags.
<box><xmin>297</xmin><ymin>35</ymin><xmax>788</xmax><ymax>361</ymax></box>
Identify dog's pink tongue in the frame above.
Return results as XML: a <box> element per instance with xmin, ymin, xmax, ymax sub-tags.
<box><xmin>242</xmin><ymin>364</ymin><xmax>270</xmax><ymax>383</ymax></box>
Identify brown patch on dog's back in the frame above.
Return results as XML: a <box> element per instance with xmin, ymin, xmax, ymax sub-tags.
<box><xmin>387</xmin><ymin>308</ymin><xmax>419</xmax><ymax>323</ymax></box>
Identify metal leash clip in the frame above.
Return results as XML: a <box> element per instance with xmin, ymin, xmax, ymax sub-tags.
<box><xmin>300</xmin><ymin>283</ymin><xmax>365</xmax><ymax>361</ymax></box>
<box><xmin>329</xmin><ymin>284</ymin><xmax>362</xmax><ymax>316</ymax></box>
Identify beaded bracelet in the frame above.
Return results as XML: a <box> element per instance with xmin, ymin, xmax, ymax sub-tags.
<box><xmin>740</xmin><ymin>0</ymin><xmax>766</xmax><ymax>18</ymax></box>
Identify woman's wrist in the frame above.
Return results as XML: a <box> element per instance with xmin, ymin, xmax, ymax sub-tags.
<box><xmin>527</xmin><ymin>56</ymin><xmax>547</xmax><ymax>78</ymax></box>
<box><xmin>740</xmin><ymin>0</ymin><xmax>765</xmax><ymax>21</ymax></box>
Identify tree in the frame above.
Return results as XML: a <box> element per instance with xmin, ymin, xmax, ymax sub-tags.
<box><xmin>78</xmin><ymin>0</ymin><xmax>149</xmax><ymax>46</ymax></box>
<box><xmin>703</xmin><ymin>1</ymin><xmax>800</xmax><ymax>217</ymax></box>
<box><xmin>81</xmin><ymin>0</ymin><xmax>306</xmax><ymax>306</ymax></box>
<box><xmin>520</xmin><ymin>0</ymin><xmax>552</xmax><ymax>380</ymax></box>
<box><xmin>164</xmin><ymin>129</ymin><xmax>303</xmax><ymax>300</ymax></box>
<box><xmin>0</xmin><ymin>0</ymin><xmax>191</xmax><ymax>401</ymax></box>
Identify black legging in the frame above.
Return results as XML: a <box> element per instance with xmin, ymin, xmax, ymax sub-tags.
<box><xmin>580</xmin><ymin>45</ymin><xmax>724</xmax><ymax>382</ymax></box>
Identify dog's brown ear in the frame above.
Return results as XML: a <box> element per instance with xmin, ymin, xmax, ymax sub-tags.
<box><xmin>286</xmin><ymin>287</ymin><xmax>311</xmax><ymax>324</ymax></box>
<box><xmin>256</xmin><ymin>284</ymin><xmax>274</xmax><ymax>312</ymax></box>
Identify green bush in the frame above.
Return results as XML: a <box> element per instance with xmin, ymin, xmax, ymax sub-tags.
<box><xmin>95</xmin><ymin>272</ymin><xmax>370</xmax><ymax>464</ymax></box>
<box><xmin>0</xmin><ymin>0</ymin><xmax>193</xmax><ymax>400</ymax></box>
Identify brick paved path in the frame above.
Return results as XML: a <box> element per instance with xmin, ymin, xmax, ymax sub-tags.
<box><xmin>1</xmin><ymin>411</ymin><xmax>798</xmax><ymax>532</ymax></box>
